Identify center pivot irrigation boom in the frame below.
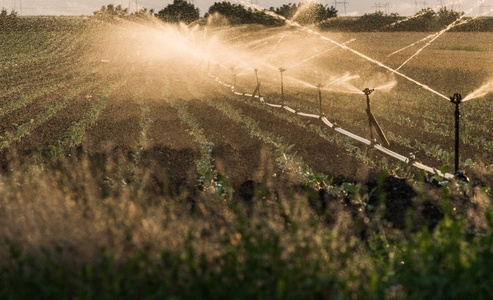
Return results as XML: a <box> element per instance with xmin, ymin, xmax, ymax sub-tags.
<box><xmin>208</xmin><ymin>64</ymin><xmax>454</xmax><ymax>180</ymax></box>
<box><xmin>363</xmin><ymin>88</ymin><xmax>390</xmax><ymax>147</ymax></box>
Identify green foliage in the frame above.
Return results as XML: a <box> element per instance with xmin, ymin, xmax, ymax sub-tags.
<box><xmin>393</xmin><ymin>215</ymin><xmax>493</xmax><ymax>299</ymax></box>
<box><xmin>0</xmin><ymin>7</ymin><xmax>19</xmax><ymax>30</ymax></box>
<box><xmin>93</xmin><ymin>5</ymin><xmax>155</xmax><ymax>21</ymax></box>
<box><xmin>168</xmin><ymin>96</ymin><xmax>222</xmax><ymax>193</ymax></box>
<box><xmin>2</xmin><ymin>193</ymin><xmax>493</xmax><ymax>299</ymax></box>
<box><xmin>272</xmin><ymin>3</ymin><xmax>299</xmax><ymax>19</ymax></box>
<box><xmin>206</xmin><ymin>2</ymin><xmax>283</xmax><ymax>26</ymax></box>
<box><xmin>93</xmin><ymin>4</ymin><xmax>129</xmax><ymax>19</ymax></box>
<box><xmin>437</xmin><ymin>6</ymin><xmax>462</xmax><ymax>26</ymax></box>
<box><xmin>157</xmin><ymin>0</ymin><xmax>200</xmax><ymax>24</ymax></box>
<box><xmin>355</xmin><ymin>11</ymin><xmax>400</xmax><ymax>31</ymax></box>
<box><xmin>272</xmin><ymin>2</ymin><xmax>337</xmax><ymax>24</ymax></box>
<box><xmin>318</xmin><ymin>7</ymin><xmax>478</xmax><ymax>32</ymax></box>
<box><xmin>293</xmin><ymin>3</ymin><xmax>337</xmax><ymax>25</ymax></box>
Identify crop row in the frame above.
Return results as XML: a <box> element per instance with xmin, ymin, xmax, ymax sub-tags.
<box><xmin>0</xmin><ymin>31</ymin><xmax>74</xmax><ymax>71</ymax></box>
<box><xmin>311</xmin><ymin>89</ymin><xmax>493</xmax><ymax>154</ymax></box>
<box><xmin>48</xmin><ymin>73</ymin><xmax>130</xmax><ymax>156</ymax></box>
<box><xmin>218</xmin><ymin>86</ymin><xmax>419</xmax><ymax>179</ymax></box>
<box><xmin>0</xmin><ymin>64</ymin><xmax>106</xmax><ymax>120</ymax></box>
<box><xmin>279</xmin><ymin>96</ymin><xmax>479</xmax><ymax>171</ymax></box>
<box><xmin>246</xmin><ymin>75</ymin><xmax>493</xmax><ymax>156</ymax></box>
<box><xmin>198</xmin><ymin>95</ymin><xmax>368</xmax><ymax>200</ymax></box>
<box><xmin>0</xmin><ymin>30</ymin><xmax>91</xmax><ymax>83</ymax></box>
<box><xmin>0</xmin><ymin>60</ymin><xmax>96</xmax><ymax>99</ymax></box>
<box><xmin>2</xmin><ymin>66</ymin><xmax>127</xmax><ymax>154</ymax></box>
<box><xmin>237</xmin><ymin>75</ymin><xmax>490</xmax><ymax>174</ymax></box>
<box><xmin>130</xmin><ymin>100</ymin><xmax>153</xmax><ymax>165</ymax></box>
<box><xmin>166</xmin><ymin>95</ymin><xmax>222</xmax><ymax>194</ymax></box>
<box><xmin>275</xmin><ymin>94</ymin><xmax>493</xmax><ymax>174</ymax></box>
<box><xmin>1</xmin><ymin>80</ymin><xmax>101</xmax><ymax>150</ymax></box>
<box><xmin>1</xmin><ymin>52</ymin><xmax>97</xmax><ymax>96</ymax></box>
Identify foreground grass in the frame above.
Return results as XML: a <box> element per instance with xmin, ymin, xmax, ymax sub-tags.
<box><xmin>0</xmin><ymin>156</ymin><xmax>492</xmax><ymax>299</ymax></box>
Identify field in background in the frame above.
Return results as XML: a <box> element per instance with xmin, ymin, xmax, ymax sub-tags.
<box><xmin>1</xmin><ymin>17</ymin><xmax>493</xmax><ymax>298</ymax></box>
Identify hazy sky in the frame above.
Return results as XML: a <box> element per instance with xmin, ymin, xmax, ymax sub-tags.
<box><xmin>1</xmin><ymin>0</ymin><xmax>489</xmax><ymax>17</ymax></box>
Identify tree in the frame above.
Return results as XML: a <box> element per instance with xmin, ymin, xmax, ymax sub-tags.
<box><xmin>129</xmin><ymin>8</ymin><xmax>156</xmax><ymax>20</ymax></box>
<box><xmin>293</xmin><ymin>3</ymin><xmax>337</xmax><ymax>24</ymax></box>
<box><xmin>410</xmin><ymin>8</ymin><xmax>438</xmax><ymax>31</ymax></box>
<box><xmin>272</xmin><ymin>2</ymin><xmax>337</xmax><ymax>24</ymax></box>
<box><xmin>274</xmin><ymin>3</ymin><xmax>299</xmax><ymax>19</ymax></box>
<box><xmin>93</xmin><ymin>4</ymin><xmax>129</xmax><ymax>19</ymax></box>
<box><xmin>437</xmin><ymin>7</ymin><xmax>462</xmax><ymax>27</ymax></box>
<box><xmin>157</xmin><ymin>0</ymin><xmax>200</xmax><ymax>24</ymax></box>
<box><xmin>207</xmin><ymin>2</ymin><xmax>251</xmax><ymax>24</ymax></box>
<box><xmin>356</xmin><ymin>11</ymin><xmax>400</xmax><ymax>31</ymax></box>
<box><xmin>0</xmin><ymin>8</ymin><xmax>19</xmax><ymax>30</ymax></box>
<box><xmin>206</xmin><ymin>2</ymin><xmax>283</xmax><ymax>26</ymax></box>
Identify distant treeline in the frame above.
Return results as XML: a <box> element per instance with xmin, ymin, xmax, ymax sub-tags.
<box><xmin>0</xmin><ymin>8</ymin><xmax>89</xmax><ymax>31</ymax></box>
<box><xmin>0</xmin><ymin>8</ymin><xmax>19</xmax><ymax>30</ymax></box>
<box><xmin>2</xmin><ymin>3</ymin><xmax>493</xmax><ymax>32</ymax></box>
<box><xmin>88</xmin><ymin>3</ymin><xmax>493</xmax><ymax>32</ymax></box>
<box><xmin>320</xmin><ymin>9</ymin><xmax>493</xmax><ymax>32</ymax></box>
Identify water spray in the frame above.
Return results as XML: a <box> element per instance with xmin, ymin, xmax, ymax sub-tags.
<box><xmin>279</xmin><ymin>68</ymin><xmax>286</xmax><ymax>106</ymax></box>
<box><xmin>240</xmin><ymin>0</ymin><xmax>450</xmax><ymax>101</ymax></box>
<box><xmin>363</xmin><ymin>88</ymin><xmax>390</xmax><ymax>146</ymax></box>
<box><xmin>231</xmin><ymin>67</ymin><xmax>236</xmax><ymax>91</ymax></box>
<box><xmin>450</xmin><ymin>93</ymin><xmax>469</xmax><ymax>182</ymax></box>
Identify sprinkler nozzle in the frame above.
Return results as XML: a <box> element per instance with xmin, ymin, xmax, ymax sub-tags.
<box><xmin>363</xmin><ymin>88</ymin><xmax>374</xmax><ymax>96</ymax></box>
<box><xmin>454</xmin><ymin>170</ymin><xmax>469</xmax><ymax>183</ymax></box>
<box><xmin>450</xmin><ymin>93</ymin><xmax>462</xmax><ymax>104</ymax></box>
<box><xmin>316</xmin><ymin>83</ymin><xmax>323</xmax><ymax>89</ymax></box>
<box><xmin>279</xmin><ymin>68</ymin><xmax>286</xmax><ymax>73</ymax></box>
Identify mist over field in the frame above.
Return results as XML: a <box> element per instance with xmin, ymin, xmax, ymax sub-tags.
<box><xmin>1</xmin><ymin>3</ymin><xmax>493</xmax><ymax>298</ymax></box>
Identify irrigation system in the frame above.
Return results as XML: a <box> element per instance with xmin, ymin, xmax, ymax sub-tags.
<box><xmin>208</xmin><ymin>68</ymin><xmax>456</xmax><ymax>180</ymax></box>
<box><xmin>199</xmin><ymin>0</ymin><xmax>493</xmax><ymax>182</ymax></box>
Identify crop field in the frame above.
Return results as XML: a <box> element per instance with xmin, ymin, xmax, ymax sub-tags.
<box><xmin>1</xmin><ymin>16</ymin><xmax>493</xmax><ymax>298</ymax></box>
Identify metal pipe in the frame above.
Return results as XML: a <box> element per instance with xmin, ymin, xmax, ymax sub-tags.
<box><xmin>363</xmin><ymin>88</ymin><xmax>375</xmax><ymax>142</ymax></box>
<box><xmin>450</xmin><ymin>93</ymin><xmax>462</xmax><ymax>173</ymax></box>
<box><xmin>279</xmin><ymin>68</ymin><xmax>286</xmax><ymax>106</ymax></box>
<box><xmin>316</xmin><ymin>84</ymin><xmax>323</xmax><ymax>117</ymax></box>
<box><xmin>450</xmin><ymin>93</ymin><xmax>469</xmax><ymax>181</ymax></box>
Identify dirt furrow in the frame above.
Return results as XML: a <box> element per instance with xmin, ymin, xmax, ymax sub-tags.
<box><xmin>187</xmin><ymin>98</ymin><xmax>278</xmax><ymax>190</ymax></box>
<box><xmin>210</xmin><ymin>92</ymin><xmax>375</xmax><ymax>181</ymax></box>
<box><xmin>141</xmin><ymin>99</ymin><xmax>201</xmax><ymax>196</ymax></box>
